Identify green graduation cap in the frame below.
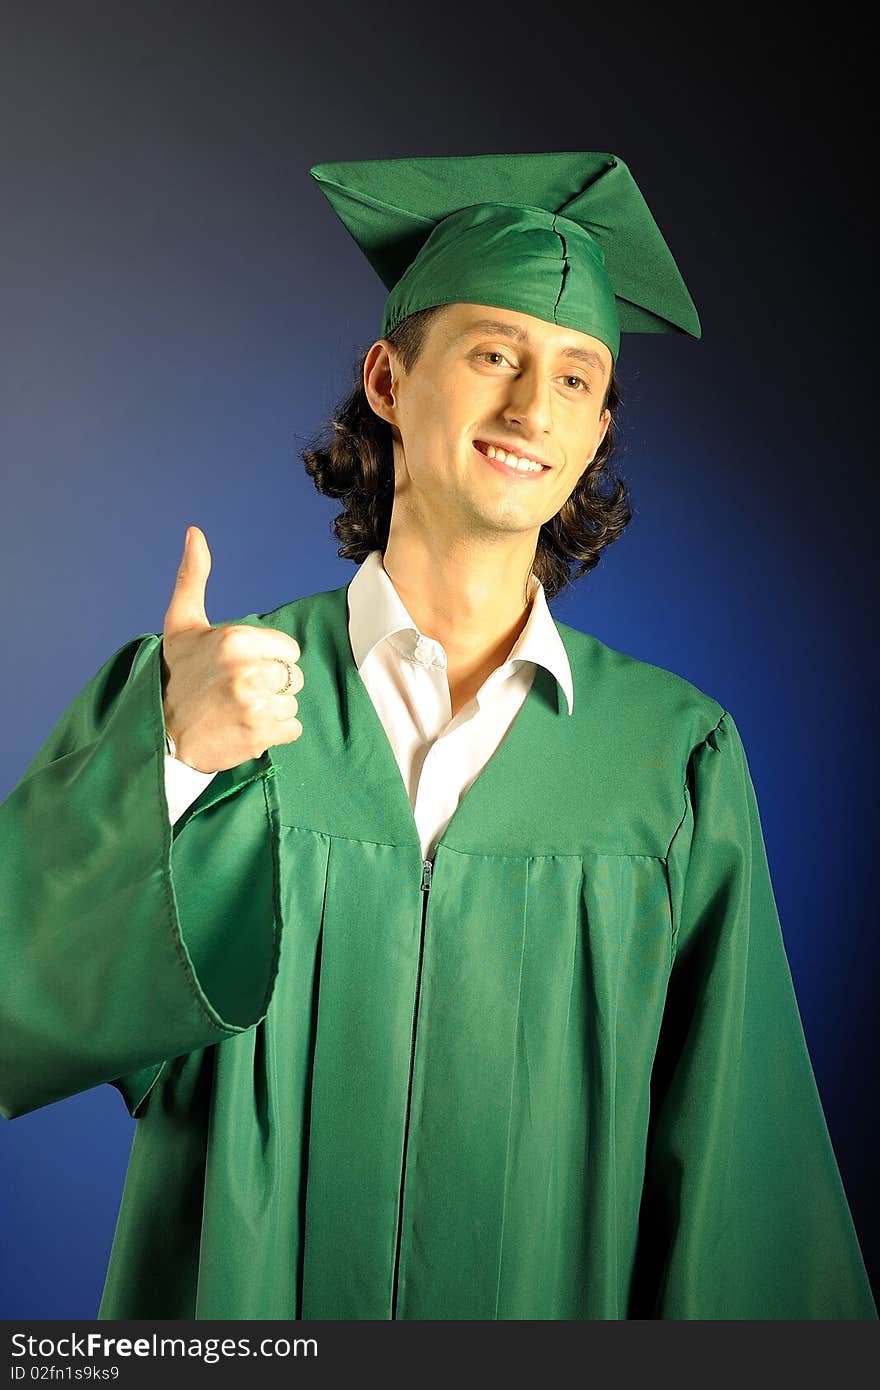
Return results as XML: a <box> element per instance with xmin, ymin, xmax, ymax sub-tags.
<box><xmin>309</xmin><ymin>151</ymin><xmax>701</xmax><ymax>363</ymax></box>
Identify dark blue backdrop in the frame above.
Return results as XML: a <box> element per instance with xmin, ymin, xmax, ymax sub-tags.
<box><xmin>1</xmin><ymin>4</ymin><xmax>876</xmax><ymax>1318</ymax></box>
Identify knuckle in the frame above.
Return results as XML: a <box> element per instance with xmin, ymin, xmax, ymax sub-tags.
<box><xmin>240</xmin><ymin>707</ymin><xmax>261</xmax><ymax>735</ymax></box>
<box><xmin>219</xmin><ymin>626</ymin><xmax>248</xmax><ymax>655</ymax></box>
<box><xmin>217</xmin><ymin>638</ymin><xmax>239</xmax><ymax>670</ymax></box>
<box><xmin>229</xmin><ymin>673</ymin><xmax>250</xmax><ymax>704</ymax></box>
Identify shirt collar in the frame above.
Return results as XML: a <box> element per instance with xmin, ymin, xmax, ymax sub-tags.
<box><xmin>347</xmin><ymin>549</ymin><xmax>574</xmax><ymax>716</ymax></box>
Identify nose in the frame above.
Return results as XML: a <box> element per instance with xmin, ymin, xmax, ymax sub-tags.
<box><xmin>501</xmin><ymin>361</ymin><xmax>553</xmax><ymax>439</ymax></box>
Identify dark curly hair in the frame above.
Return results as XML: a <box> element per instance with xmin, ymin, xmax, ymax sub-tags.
<box><xmin>301</xmin><ymin>304</ymin><xmax>631</xmax><ymax>602</ymax></box>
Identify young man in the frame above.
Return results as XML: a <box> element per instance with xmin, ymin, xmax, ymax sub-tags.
<box><xmin>1</xmin><ymin>152</ymin><xmax>876</xmax><ymax>1320</ymax></box>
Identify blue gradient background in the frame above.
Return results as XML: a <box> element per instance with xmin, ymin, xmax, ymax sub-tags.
<box><xmin>1</xmin><ymin>5</ymin><xmax>876</xmax><ymax>1318</ymax></box>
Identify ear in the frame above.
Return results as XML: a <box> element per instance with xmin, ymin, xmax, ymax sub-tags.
<box><xmin>595</xmin><ymin>406</ymin><xmax>611</xmax><ymax>452</ymax></box>
<box><xmin>364</xmin><ymin>340</ymin><xmax>400</xmax><ymax>425</ymax></box>
<box><xmin>579</xmin><ymin>408</ymin><xmax>612</xmax><ymax>479</ymax></box>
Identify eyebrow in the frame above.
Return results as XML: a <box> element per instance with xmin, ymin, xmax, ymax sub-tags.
<box><xmin>459</xmin><ymin>317</ymin><xmax>608</xmax><ymax>378</ymax></box>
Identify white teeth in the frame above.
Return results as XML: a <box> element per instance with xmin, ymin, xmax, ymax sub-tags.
<box><xmin>485</xmin><ymin>444</ymin><xmax>544</xmax><ymax>473</ymax></box>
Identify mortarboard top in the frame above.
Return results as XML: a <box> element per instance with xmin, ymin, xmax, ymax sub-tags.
<box><xmin>309</xmin><ymin>151</ymin><xmax>701</xmax><ymax>364</ymax></box>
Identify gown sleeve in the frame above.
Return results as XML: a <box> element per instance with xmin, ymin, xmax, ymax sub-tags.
<box><xmin>629</xmin><ymin>710</ymin><xmax>877</xmax><ymax>1319</ymax></box>
<box><xmin>0</xmin><ymin>630</ymin><xmax>282</xmax><ymax>1122</ymax></box>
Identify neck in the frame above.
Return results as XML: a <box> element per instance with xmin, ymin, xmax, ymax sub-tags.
<box><xmin>381</xmin><ymin>524</ymin><xmax>538</xmax><ymax>679</ymax></box>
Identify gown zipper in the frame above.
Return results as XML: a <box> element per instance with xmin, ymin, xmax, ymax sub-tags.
<box><xmin>390</xmin><ymin>856</ymin><xmax>433</xmax><ymax>1318</ymax></box>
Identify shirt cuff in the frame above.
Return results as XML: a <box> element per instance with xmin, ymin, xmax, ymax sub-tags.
<box><xmin>163</xmin><ymin>752</ymin><xmax>218</xmax><ymax>825</ymax></box>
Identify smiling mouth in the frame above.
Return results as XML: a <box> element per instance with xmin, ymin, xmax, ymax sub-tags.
<box><xmin>472</xmin><ymin>440</ymin><xmax>550</xmax><ymax>475</ymax></box>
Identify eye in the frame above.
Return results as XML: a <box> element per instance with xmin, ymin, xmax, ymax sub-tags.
<box><xmin>474</xmin><ymin>351</ymin><xmax>591</xmax><ymax>394</ymax></box>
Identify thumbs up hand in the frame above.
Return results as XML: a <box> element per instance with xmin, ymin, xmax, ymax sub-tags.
<box><xmin>160</xmin><ymin>526</ymin><xmax>304</xmax><ymax>773</ymax></box>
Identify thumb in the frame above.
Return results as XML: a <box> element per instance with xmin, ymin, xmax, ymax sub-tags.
<box><xmin>163</xmin><ymin>526</ymin><xmax>212</xmax><ymax>636</ymax></box>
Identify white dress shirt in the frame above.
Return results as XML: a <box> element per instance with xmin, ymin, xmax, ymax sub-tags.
<box><xmin>164</xmin><ymin>549</ymin><xmax>574</xmax><ymax>860</ymax></box>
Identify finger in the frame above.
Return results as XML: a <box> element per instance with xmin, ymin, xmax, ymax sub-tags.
<box><xmin>260</xmin><ymin>654</ymin><xmax>304</xmax><ymax>695</ymax></box>
<box><xmin>220</xmin><ymin>630</ymin><xmax>302</xmax><ymax>671</ymax></box>
<box><xmin>163</xmin><ymin>526</ymin><xmax>212</xmax><ymax>636</ymax></box>
<box><xmin>261</xmin><ymin>633</ymin><xmax>301</xmax><ymax>665</ymax></box>
<box><xmin>270</xmin><ymin>693</ymin><xmax>299</xmax><ymax>720</ymax></box>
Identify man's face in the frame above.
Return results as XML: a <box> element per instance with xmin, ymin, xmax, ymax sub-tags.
<box><xmin>374</xmin><ymin>301</ymin><xmax>613</xmax><ymax>543</ymax></box>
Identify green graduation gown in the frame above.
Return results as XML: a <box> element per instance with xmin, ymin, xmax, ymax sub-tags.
<box><xmin>1</xmin><ymin>580</ymin><xmax>876</xmax><ymax>1320</ymax></box>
